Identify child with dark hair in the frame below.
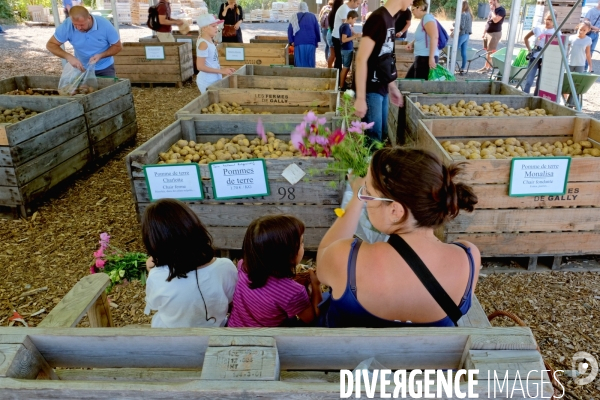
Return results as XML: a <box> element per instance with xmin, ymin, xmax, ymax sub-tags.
<box><xmin>339</xmin><ymin>10</ymin><xmax>360</xmax><ymax>90</ymax></box>
<box><xmin>228</xmin><ymin>215</ymin><xmax>322</xmax><ymax>327</ymax></box>
<box><xmin>142</xmin><ymin>199</ymin><xmax>237</xmax><ymax>328</ymax></box>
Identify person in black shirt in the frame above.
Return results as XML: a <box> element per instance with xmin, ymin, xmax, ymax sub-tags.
<box><xmin>219</xmin><ymin>0</ymin><xmax>244</xmax><ymax>43</ymax></box>
<box><xmin>354</xmin><ymin>0</ymin><xmax>412</xmax><ymax>143</ymax></box>
<box><xmin>478</xmin><ymin>0</ymin><xmax>505</xmax><ymax>71</ymax></box>
<box><xmin>395</xmin><ymin>8</ymin><xmax>412</xmax><ymax>40</ymax></box>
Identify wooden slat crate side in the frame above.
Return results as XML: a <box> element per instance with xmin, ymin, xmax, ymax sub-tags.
<box><xmin>209</xmin><ymin>75</ymin><xmax>338</xmax><ymax>91</ymax></box>
<box><xmin>93</xmin><ymin>122</ymin><xmax>138</xmax><ymax>159</ymax></box>
<box><xmin>132</xmin><ymin>178</ymin><xmax>340</xmax><ymax>204</ymax></box>
<box><xmin>126</xmin><ymin>120</ymin><xmax>183</xmax><ymax>166</ymax></box>
<box><xmin>82</xmin><ymin>79</ymin><xmax>130</xmax><ymax>111</ymax></box>
<box><xmin>14</xmin><ymin>132</ymin><xmax>89</xmax><ymax>186</ymax></box>
<box><xmin>113</xmin><ymin>73</ymin><xmax>186</xmax><ymax>84</ymax></box>
<box><xmin>118</xmin><ymin>42</ymin><xmax>189</xmax><ymax>56</ymax></box>
<box><xmin>210</xmin><ymin>226</ymin><xmax>328</xmax><ymax>250</ymax></box>
<box><xmin>219</xmin><ymin>58</ymin><xmax>288</xmax><ymax>67</ymax></box>
<box><xmin>0</xmin><ymin>146</ymin><xmax>13</xmax><ymax>167</ymax></box>
<box><xmin>114</xmin><ymin>56</ymin><xmax>181</xmax><ymax>65</ymax></box>
<box><xmin>19</xmin><ymin>148</ymin><xmax>91</xmax><ymax>204</ymax></box>
<box><xmin>0</xmin><ymin>77</ymin><xmax>19</xmax><ymax>93</ymax></box>
<box><xmin>9</xmin><ymin>116</ymin><xmax>88</xmax><ymax>166</ymax></box>
<box><xmin>112</xmin><ymin>65</ymin><xmax>186</xmax><ymax>75</ymax></box>
<box><xmin>396</xmin><ymin>80</ymin><xmax>526</xmax><ymax>95</ymax></box>
<box><xmin>0</xmin><ymin>167</ymin><xmax>17</xmax><ymax>186</ymax></box>
<box><xmin>0</xmin><ymin>186</ymin><xmax>22</xmax><ymax>206</ymax></box>
<box><xmin>86</xmin><ymin>94</ymin><xmax>134</xmax><ymax>128</ymax></box>
<box><xmin>137</xmin><ymin>203</ymin><xmax>337</xmax><ymax>227</ymax></box>
<box><xmin>446</xmin><ymin>207</ymin><xmax>600</xmax><ymax>233</ymax></box>
<box><xmin>238</xmin><ymin>65</ymin><xmax>339</xmax><ymax>80</ymax></box>
<box><xmin>90</xmin><ymin>107</ymin><xmax>137</xmax><ymax>143</ymax></box>
<box><xmin>0</xmin><ymin>99</ymin><xmax>84</xmax><ymax>146</ymax></box>
<box><xmin>445</xmin><ymin>231</ymin><xmax>600</xmax><ymax>256</ymax></box>
<box><xmin>206</xmin><ymin>89</ymin><xmax>336</xmax><ymax>108</ymax></box>
<box><xmin>217</xmin><ymin>48</ymin><xmax>287</xmax><ymax>58</ymax></box>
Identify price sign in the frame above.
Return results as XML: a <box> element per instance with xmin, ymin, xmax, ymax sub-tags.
<box><xmin>509</xmin><ymin>157</ymin><xmax>571</xmax><ymax>196</ymax></box>
<box><xmin>143</xmin><ymin>164</ymin><xmax>204</xmax><ymax>201</ymax></box>
<box><xmin>226</xmin><ymin>47</ymin><xmax>245</xmax><ymax>61</ymax></box>
<box><xmin>209</xmin><ymin>159</ymin><xmax>270</xmax><ymax>200</ymax></box>
<box><xmin>176</xmin><ymin>38</ymin><xmax>193</xmax><ymax>44</ymax></box>
<box><xmin>538</xmin><ymin>35</ymin><xmax>566</xmax><ymax>102</ymax></box>
<box><xmin>145</xmin><ymin>46</ymin><xmax>165</xmax><ymax>60</ymax></box>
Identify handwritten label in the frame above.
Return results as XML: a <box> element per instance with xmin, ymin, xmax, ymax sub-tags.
<box><xmin>281</xmin><ymin>163</ymin><xmax>306</xmax><ymax>185</ymax></box>
<box><xmin>143</xmin><ymin>164</ymin><xmax>204</xmax><ymax>201</ymax></box>
<box><xmin>225</xmin><ymin>47</ymin><xmax>245</xmax><ymax>61</ymax></box>
<box><xmin>209</xmin><ymin>159</ymin><xmax>270</xmax><ymax>199</ymax></box>
<box><xmin>509</xmin><ymin>157</ymin><xmax>571</xmax><ymax>196</ymax></box>
<box><xmin>145</xmin><ymin>46</ymin><xmax>165</xmax><ymax>60</ymax></box>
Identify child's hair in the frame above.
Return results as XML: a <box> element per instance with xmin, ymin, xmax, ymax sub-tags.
<box><xmin>347</xmin><ymin>10</ymin><xmax>359</xmax><ymax>19</ymax></box>
<box><xmin>242</xmin><ymin>215</ymin><xmax>305</xmax><ymax>289</ymax></box>
<box><xmin>412</xmin><ymin>0</ymin><xmax>428</xmax><ymax>11</ymax></box>
<box><xmin>142</xmin><ymin>199</ymin><xmax>215</xmax><ymax>282</ymax></box>
<box><xmin>578</xmin><ymin>21</ymin><xmax>591</xmax><ymax>31</ymax></box>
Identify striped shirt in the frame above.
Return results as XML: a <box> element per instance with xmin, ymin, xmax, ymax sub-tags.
<box><xmin>228</xmin><ymin>261</ymin><xmax>310</xmax><ymax>327</ymax></box>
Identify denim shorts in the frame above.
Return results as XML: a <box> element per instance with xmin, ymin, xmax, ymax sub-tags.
<box><xmin>341</xmin><ymin>50</ymin><xmax>353</xmax><ymax>68</ymax></box>
<box><xmin>326</xmin><ymin>29</ymin><xmax>334</xmax><ymax>48</ymax></box>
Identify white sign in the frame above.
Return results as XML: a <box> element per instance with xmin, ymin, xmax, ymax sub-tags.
<box><xmin>281</xmin><ymin>163</ymin><xmax>306</xmax><ymax>185</ymax></box>
<box><xmin>523</xmin><ymin>4</ymin><xmax>536</xmax><ymax>31</ymax></box>
<box><xmin>539</xmin><ymin>35</ymin><xmax>565</xmax><ymax>102</ymax></box>
<box><xmin>225</xmin><ymin>47</ymin><xmax>245</xmax><ymax>61</ymax></box>
<box><xmin>145</xmin><ymin>46</ymin><xmax>165</xmax><ymax>60</ymax></box>
<box><xmin>508</xmin><ymin>157</ymin><xmax>571</xmax><ymax>196</ymax></box>
<box><xmin>209</xmin><ymin>160</ymin><xmax>270</xmax><ymax>199</ymax></box>
<box><xmin>176</xmin><ymin>38</ymin><xmax>193</xmax><ymax>44</ymax></box>
<box><xmin>143</xmin><ymin>164</ymin><xmax>204</xmax><ymax>201</ymax></box>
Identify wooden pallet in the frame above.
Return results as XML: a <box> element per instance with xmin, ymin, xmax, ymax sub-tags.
<box><xmin>125</xmin><ymin>116</ymin><xmax>342</xmax><ymax>250</ymax></box>
<box><xmin>416</xmin><ymin>115</ymin><xmax>600</xmax><ymax>259</ymax></box>
<box><xmin>114</xmin><ymin>42</ymin><xmax>194</xmax><ymax>87</ymax></box>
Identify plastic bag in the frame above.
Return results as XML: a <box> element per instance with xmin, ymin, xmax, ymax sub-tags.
<box><xmin>428</xmin><ymin>65</ymin><xmax>456</xmax><ymax>82</ymax></box>
<box><xmin>514</xmin><ymin>48</ymin><xmax>529</xmax><ymax>67</ymax></box>
<box><xmin>341</xmin><ymin>182</ymin><xmax>389</xmax><ymax>244</ymax></box>
<box><xmin>58</xmin><ymin>62</ymin><xmax>98</xmax><ymax>96</ymax></box>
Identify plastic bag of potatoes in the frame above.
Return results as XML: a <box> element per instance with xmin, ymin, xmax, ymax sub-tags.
<box><xmin>156</xmin><ymin>134</ymin><xmax>306</xmax><ymax>165</ymax></box>
<box><xmin>416</xmin><ymin>100</ymin><xmax>553</xmax><ymax>117</ymax></box>
<box><xmin>441</xmin><ymin>138</ymin><xmax>600</xmax><ymax>159</ymax></box>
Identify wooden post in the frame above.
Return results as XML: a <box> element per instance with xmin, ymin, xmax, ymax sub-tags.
<box><xmin>87</xmin><ymin>291</ymin><xmax>114</xmax><ymax>328</ymax></box>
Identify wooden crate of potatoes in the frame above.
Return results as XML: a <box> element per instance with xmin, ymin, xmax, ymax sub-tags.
<box><xmin>125</xmin><ymin>116</ymin><xmax>342</xmax><ymax>250</ymax></box>
<box><xmin>217</xmin><ymin>43</ymin><xmax>289</xmax><ymax>68</ymax></box>
<box><xmin>177</xmin><ymin>89</ymin><xmax>339</xmax><ymax>117</ymax></box>
<box><xmin>387</xmin><ymin>81</ymin><xmax>527</xmax><ymax>146</ymax></box>
<box><xmin>395</xmin><ymin>44</ymin><xmax>415</xmax><ymax>79</ymax></box>
<box><xmin>0</xmin><ymin>76</ymin><xmax>137</xmax><ymax>161</ymax></box>
<box><xmin>0</xmin><ymin>96</ymin><xmax>88</xmax><ymax>216</ymax></box>
<box><xmin>234</xmin><ymin>65</ymin><xmax>339</xmax><ymax>82</ymax></box>
<box><xmin>403</xmin><ymin>95</ymin><xmax>579</xmax><ymax>143</ymax></box>
<box><xmin>207</xmin><ymin>74</ymin><xmax>338</xmax><ymax>91</ymax></box>
<box><xmin>416</xmin><ymin>116</ymin><xmax>600</xmax><ymax>269</ymax></box>
<box><xmin>114</xmin><ymin>42</ymin><xmax>194</xmax><ymax>87</ymax></box>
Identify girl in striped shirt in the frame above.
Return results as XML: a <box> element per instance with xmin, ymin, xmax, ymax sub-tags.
<box><xmin>228</xmin><ymin>215</ymin><xmax>322</xmax><ymax>327</ymax></box>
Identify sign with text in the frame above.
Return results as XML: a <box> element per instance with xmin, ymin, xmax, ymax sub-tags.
<box><xmin>523</xmin><ymin>4</ymin><xmax>536</xmax><ymax>31</ymax></box>
<box><xmin>509</xmin><ymin>157</ymin><xmax>571</xmax><ymax>196</ymax></box>
<box><xmin>539</xmin><ymin>35</ymin><xmax>565</xmax><ymax>102</ymax></box>
<box><xmin>209</xmin><ymin>160</ymin><xmax>270</xmax><ymax>200</ymax></box>
<box><xmin>143</xmin><ymin>164</ymin><xmax>204</xmax><ymax>201</ymax></box>
<box><xmin>145</xmin><ymin>46</ymin><xmax>166</xmax><ymax>60</ymax></box>
<box><xmin>225</xmin><ymin>47</ymin><xmax>245</xmax><ymax>61</ymax></box>
<box><xmin>176</xmin><ymin>38</ymin><xmax>193</xmax><ymax>44</ymax></box>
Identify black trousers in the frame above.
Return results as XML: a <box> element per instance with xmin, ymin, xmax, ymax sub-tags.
<box><xmin>405</xmin><ymin>55</ymin><xmax>439</xmax><ymax>80</ymax></box>
<box><xmin>332</xmin><ymin>36</ymin><xmax>342</xmax><ymax>71</ymax></box>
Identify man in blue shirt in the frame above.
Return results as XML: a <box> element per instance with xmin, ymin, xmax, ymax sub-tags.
<box><xmin>584</xmin><ymin>1</ymin><xmax>600</xmax><ymax>70</ymax></box>
<box><xmin>46</xmin><ymin>6</ymin><xmax>122</xmax><ymax>77</ymax></box>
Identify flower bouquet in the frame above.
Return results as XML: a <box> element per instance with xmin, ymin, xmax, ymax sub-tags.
<box><xmin>90</xmin><ymin>233</ymin><xmax>148</xmax><ymax>293</ymax></box>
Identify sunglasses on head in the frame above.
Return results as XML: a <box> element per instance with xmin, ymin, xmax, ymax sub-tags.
<box><xmin>357</xmin><ymin>185</ymin><xmax>394</xmax><ymax>202</ymax></box>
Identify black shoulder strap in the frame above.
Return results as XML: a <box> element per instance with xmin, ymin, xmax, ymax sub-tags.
<box><xmin>387</xmin><ymin>234</ymin><xmax>462</xmax><ymax>325</ymax></box>
<box><xmin>348</xmin><ymin>239</ymin><xmax>362</xmax><ymax>298</ymax></box>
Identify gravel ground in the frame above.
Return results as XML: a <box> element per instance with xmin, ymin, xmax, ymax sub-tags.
<box><xmin>0</xmin><ymin>18</ymin><xmax>599</xmax><ymax>398</ymax></box>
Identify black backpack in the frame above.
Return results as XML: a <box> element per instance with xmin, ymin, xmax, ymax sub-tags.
<box><xmin>147</xmin><ymin>5</ymin><xmax>161</xmax><ymax>31</ymax></box>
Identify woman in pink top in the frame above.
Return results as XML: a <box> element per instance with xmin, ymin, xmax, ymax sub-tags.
<box><xmin>228</xmin><ymin>215</ymin><xmax>322</xmax><ymax>327</ymax></box>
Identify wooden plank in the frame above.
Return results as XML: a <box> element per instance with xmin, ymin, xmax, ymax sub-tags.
<box><xmin>86</xmin><ymin>94</ymin><xmax>134</xmax><ymax>128</ymax></box>
<box><xmin>416</xmin><ymin>120</ymin><xmax>453</xmax><ymax>164</ymax></box>
<box><xmin>117</xmin><ymin>43</ymin><xmax>188</xmax><ymax>57</ymax></box>
<box><xmin>208</xmin><ymin>226</ymin><xmax>328</xmax><ymax>249</ymax></box>
<box><xmin>220</xmin><ymin>58</ymin><xmax>288</xmax><ymax>67</ymax></box>
<box><xmin>133</xmin><ymin>179</ymin><xmax>340</xmax><ymax>205</ymax></box>
<box><xmin>445</xmin><ymin>231</ymin><xmax>600</xmax><ymax>256</ymax></box>
<box><xmin>211</xmin><ymin>76</ymin><xmax>337</xmax><ymax>91</ymax></box>
<box><xmin>447</xmin><ymin>207</ymin><xmax>600</xmax><ymax>233</ymax></box>
<box><xmin>238</xmin><ymin>65</ymin><xmax>338</xmax><ymax>80</ymax></box>
<box><xmin>136</xmin><ymin>203</ymin><xmax>337</xmax><ymax>227</ymax></box>
<box><xmin>0</xmin><ymin>167</ymin><xmax>17</xmax><ymax>186</ymax></box>
<box><xmin>14</xmin><ymin>132</ymin><xmax>89</xmax><ymax>186</ymax></box>
<box><xmin>457</xmin><ymin>295</ymin><xmax>491</xmax><ymax>328</ymax></box>
<box><xmin>208</xmin><ymin>336</ymin><xmax>276</xmax><ymax>347</ymax></box>
<box><xmin>0</xmin><ymin>95</ymin><xmax>73</xmax><ymax>114</ymax></box>
<box><xmin>205</xmin><ymin>89</ymin><xmax>335</xmax><ymax>108</ymax></box>
<box><xmin>0</xmin><ymin>343</ymin><xmax>45</xmax><ymax>379</ymax></box>
<box><xmin>200</xmin><ymin>346</ymin><xmax>280</xmax><ymax>380</ymax></box>
<box><xmin>115</xmin><ymin>73</ymin><xmax>187</xmax><ymax>84</ymax></box>
<box><xmin>55</xmin><ymin>368</ymin><xmax>203</xmax><ymax>382</ymax></box>
<box><xmin>89</xmin><ymin>107</ymin><xmax>136</xmax><ymax>143</ymax></box>
<box><xmin>0</xmin><ymin>186</ymin><xmax>22</xmax><ymax>206</ymax></box>
<box><xmin>464</xmin><ymin>349</ymin><xmax>545</xmax><ymax>380</ymax></box>
<box><xmin>472</xmin><ymin>182</ymin><xmax>600</xmax><ymax>208</ymax></box>
<box><xmin>191</xmin><ymin>114</ymin><xmax>335</xmax><ymax>135</ymax></box>
<box><xmin>87</xmin><ymin>291</ymin><xmax>114</xmax><ymax>328</ymax></box>
<box><xmin>38</xmin><ymin>273</ymin><xmax>111</xmax><ymax>328</ymax></box>
<box><xmin>94</xmin><ymin>122</ymin><xmax>137</xmax><ymax>159</ymax></box>
<box><xmin>113</xmin><ymin>56</ymin><xmax>181</xmax><ymax>65</ymax></box>
<box><xmin>425</xmin><ymin>116</ymin><xmax>577</xmax><ymax>137</ymax></box>
<box><xmin>19</xmin><ymin>148</ymin><xmax>90</xmax><ymax>204</ymax></box>
<box><xmin>113</xmin><ymin>65</ymin><xmax>186</xmax><ymax>75</ymax></box>
<box><xmin>0</xmin><ymin>146</ymin><xmax>13</xmax><ymax>167</ymax></box>
<box><xmin>82</xmin><ymin>79</ymin><xmax>130</xmax><ymax>111</ymax></box>
<box><xmin>126</xmin><ymin>121</ymin><xmax>182</xmax><ymax>166</ymax></box>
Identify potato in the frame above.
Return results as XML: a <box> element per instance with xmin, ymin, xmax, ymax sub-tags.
<box><xmin>591</xmin><ymin>148</ymin><xmax>600</xmax><ymax>157</ymax></box>
<box><xmin>448</xmin><ymin>144</ymin><xmax>461</xmax><ymax>153</ymax></box>
<box><xmin>177</xmin><ymin>140</ymin><xmax>188</xmax><ymax>147</ymax></box>
<box><xmin>580</xmin><ymin>140</ymin><xmax>593</xmax><ymax>148</ymax></box>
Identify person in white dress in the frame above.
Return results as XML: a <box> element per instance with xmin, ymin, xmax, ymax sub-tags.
<box><xmin>195</xmin><ymin>14</ymin><xmax>236</xmax><ymax>93</ymax></box>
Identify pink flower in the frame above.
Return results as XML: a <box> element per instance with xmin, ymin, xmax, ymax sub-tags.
<box><xmin>90</xmin><ymin>265</ymin><xmax>96</xmax><ymax>274</ymax></box>
<box><xmin>317</xmin><ymin>117</ymin><xmax>327</xmax><ymax>125</ymax></box>
<box><xmin>291</xmin><ymin>128</ymin><xmax>305</xmax><ymax>150</ymax></box>
<box><xmin>256</xmin><ymin>118</ymin><xmax>267</xmax><ymax>142</ymax></box>
<box><xmin>328</xmin><ymin>129</ymin><xmax>346</xmax><ymax>145</ymax></box>
<box><xmin>95</xmin><ymin>259</ymin><xmax>106</xmax><ymax>269</ymax></box>
<box><xmin>314</xmin><ymin>135</ymin><xmax>329</xmax><ymax>146</ymax></box>
<box><xmin>304</xmin><ymin>111</ymin><xmax>317</xmax><ymax>124</ymax></box>
<box><xmin>93</xmin><ymin>249</ymin><xmax>104</xmax><ymax>259</ymax></box>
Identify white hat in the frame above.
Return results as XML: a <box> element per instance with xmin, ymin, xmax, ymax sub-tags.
<box><xmin>197</xmin><ymin>14</ymin><xmax>224</xmax><ymax>29</ymax></box>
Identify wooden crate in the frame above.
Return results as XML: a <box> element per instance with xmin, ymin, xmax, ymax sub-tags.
<box><xmin>207</xmin><ymin>73</ymin><xmax>338</xmax><ymax>91</ymax></box>
<box><xmin>0</xmin><ymin>76</ymin><xmax>138</xmax><ymax>161</ymax></box>
<box><xmin>535</xmin><ymin>2</ymin><xmax>582</xmax><ymax>32</ymax></box>
<box><xmin>114</xmin><ymin>42</ymin><xmax>194</xmax><ymax>87</ymax></box>
<box><xmin>403</xmin><ymin>95</ymin><xmax>579</xmax><ymax>144</ymax></box>
<box><xmin>395</xmin><ymin>44</ymin><xmax>415</xmax><ymax>79</ymax></box>
<box><xmin>125</xmin><ymin>116</ymin><xmax>342</xmax><ymax>250</ymax></box>
<box><xmin>416</xmin><ymin>116</ymin><xmax>600</xmax><ymax>266</ymax></box>
<box><xmin>0</xmin><ymin>96</ymin><xmax>88</xmax><ymax>216</ymax></box>
<box><xmin>177</xmin><ymin>89</ymin><xmax>339</xmax><ymax>117</ymax></box>
<box><xmin>234</xmin><ymin>65</ymin><xmax>339</xmax><ymax>82</ymax></box>
<box><xmin>387</xmin><ymin>82</ymin><xmax>527</xmax><ymax>145</ymax></box>
<box><xmin>217</xmin><ymin>43</ymin><xmax>289</xmax><ymax>68</ymax></box>
<box><xmin>249</xmin><ymin>35</ymin><xmax>288</xmax><ymax>43</ymax></box>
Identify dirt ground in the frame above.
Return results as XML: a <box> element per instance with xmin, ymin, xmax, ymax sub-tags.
<box><xmin>0</xmin><ymin>20</ymin><xmax>599</xmax><ymax>398</ymax></box>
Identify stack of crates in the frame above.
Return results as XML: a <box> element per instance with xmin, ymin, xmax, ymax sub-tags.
<box><xmin>534</xmin><ymin>0</ymin><xmax>581</xmax><ymax>33</ymax></box>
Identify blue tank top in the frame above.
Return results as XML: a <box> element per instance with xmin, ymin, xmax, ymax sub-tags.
<box><xmin>322</xmin><ymin>238</ymin><xmax>475</xmax><ymax>328</ymax></box>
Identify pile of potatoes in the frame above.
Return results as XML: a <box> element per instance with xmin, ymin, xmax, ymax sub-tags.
<box><xmin>441</xmin><ymin>138</ymin><xmax>600</xmax><ymax>159</ymax></box>
<box><xmin>0</xmin><ymin>106</ymin><xmax>38</xmax><ymax>123</ymax></box>
<box><xmin>201</xmin><ymin>102</ymin><xmax>270</xmax><ymax>115</ymax></box>
<box><xmin>7</xmin><ymin>89</ymin><xmax>56</xmax><ymax>96</ymax></box>
<box><xmin>415</xmin><ymin>100</ymin><xmax>553</xmax><ymax>117</ymax></box>
<box><xmin>156</xmin><ymin>133</ymin><xmax>307</xmax><ymax>165</ymax></box>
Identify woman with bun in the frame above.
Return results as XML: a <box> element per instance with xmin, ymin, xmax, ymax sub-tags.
<box><xmin>317</xmin><ymin>148</ymin><xmax>481</xmax><ymax>328</ymax></box>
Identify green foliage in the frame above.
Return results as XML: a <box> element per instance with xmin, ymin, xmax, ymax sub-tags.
<box><xmin>0</xmin><ymin>0</ymin><xmax>13</xmax><ymax>20</ymax></box>
<box><xmin>102</xmin><ymin>251</ymin><xmax>148</xmax><ymax>293</ymax></box>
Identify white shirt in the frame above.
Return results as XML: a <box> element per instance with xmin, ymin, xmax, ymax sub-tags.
<box><xmin>530</xmin><ymin>26</ymin><xmax>557</xmax><ymax>57</ymax></box>
<box><xmin>144</xmin><ymin>257</ymin><xmax>238</xmax><ymax>328</ymax></box>
<box><xmin>196</xmin><ymin>37</ymin><xmax>222</xmax><ymax>93</ymax></box>
<box><xmin>332</xmin><ymin>3</ymin><xmax>352</xmax><ymax>39</ymax></box>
